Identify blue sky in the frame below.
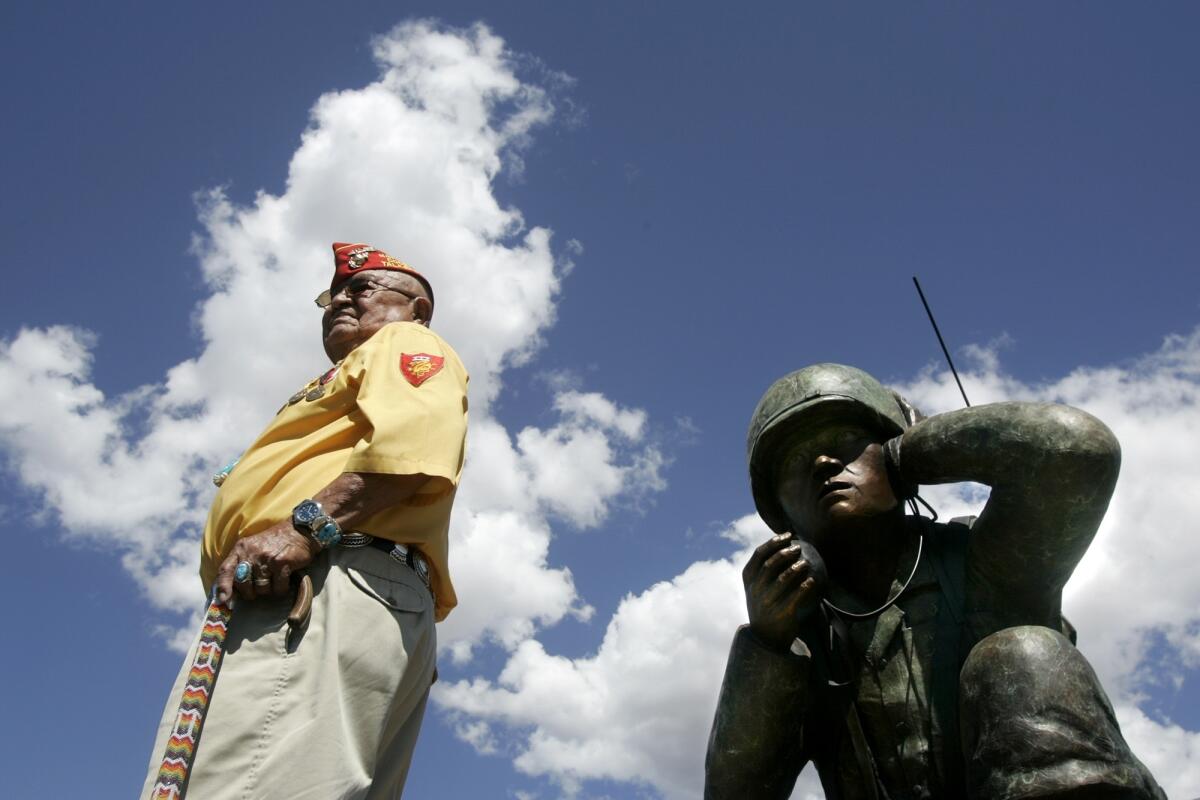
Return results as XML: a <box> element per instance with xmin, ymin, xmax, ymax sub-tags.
<box><xmin>2</xmin><ymin>3</ymin><xmax>1198</xmax><ymax>798</ymax></box>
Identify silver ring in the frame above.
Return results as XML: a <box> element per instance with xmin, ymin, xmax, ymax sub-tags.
<box><xmin>254</xmin><ymin>575</ymin><xmax>271</xmax><ymax>588</ymax></box>
<box><xmin>235</xmin><ymin>561</ymin><xmax>253</xmax><ymax>584</ymax></box>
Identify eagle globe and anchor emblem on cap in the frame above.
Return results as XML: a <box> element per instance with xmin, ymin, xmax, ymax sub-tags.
<box><xmin>400</xmin><ymin>353</ymin><xmax>445</xmax><ymax>387</ymax></box>
<box><xmin>346</xmin><ymin>246</ymin><xmax>375</xmax><ymax>270</ymax></box>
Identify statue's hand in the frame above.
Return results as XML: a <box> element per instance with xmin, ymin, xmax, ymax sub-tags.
<box><xmin>743</xmin><ymin>534</ymin><xmax>827</xmax><ymax>652</ymax></box>
<box><xmin>883</xmin><ymin>435</ymin><xmax>918</xmax><ymax>501</ymax></box>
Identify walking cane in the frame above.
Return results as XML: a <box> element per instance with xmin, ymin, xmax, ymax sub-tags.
<box><xmin>148</xmin><ymin>589</ymin><xmax>233</xmax><ymax>800</ymax></box>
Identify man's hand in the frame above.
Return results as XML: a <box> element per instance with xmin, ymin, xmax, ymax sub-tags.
<box><xmin>215</xmin><ymin>522</ymin><xmax>321</xmax><ymax>605</ymax></box>
<box><xmin>743</xmin><ymin>534</ymin><xmax>826</xmax><ymax>652</ymax></box>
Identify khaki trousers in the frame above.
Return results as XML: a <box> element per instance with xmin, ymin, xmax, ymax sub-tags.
<box><xmin>143</xmin><ymin>546</ymin><xmax>436</xmax><ymax>800</ymax></box>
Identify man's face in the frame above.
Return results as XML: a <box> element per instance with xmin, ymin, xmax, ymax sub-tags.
<box><xmin>774</xmin><ymin>420</ymin><xmax>899</xmax><ymax>547</ymax></box>
<box><xmin>321</xmin><ymin>270</ymin><xmax>428</xmax><ymax>361</ymax></box>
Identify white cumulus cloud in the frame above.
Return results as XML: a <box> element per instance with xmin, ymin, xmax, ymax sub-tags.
<box><xmin>437</xmin><ymin>512</ymin><xmax>822</xmax><ymax>800</ymax></box>
<box><xmin>437</xmin><ymin>536</ymin><xmax>751</xmax><ymax>800</ymax></box>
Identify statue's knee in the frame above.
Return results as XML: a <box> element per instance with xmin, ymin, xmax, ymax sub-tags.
<box><xmin>958</xmin><ymin>627</ymin><xmax>1164</xmax><ymax>798</ymax></box>
<box><xmin>960</xmin><ymin>626</ymin><xmax>1090</xmax><ymax>755</ymax></box>
<box><xmin>961</xmin><ymin>625</ymin><xmax>1074</xmax><ymax>699</ymax></box>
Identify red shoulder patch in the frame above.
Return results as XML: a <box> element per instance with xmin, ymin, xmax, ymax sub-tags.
<box><xmin>400</xmin><ymin>353</ymin><xmax>445</xmax><ymax>387</ymax></box>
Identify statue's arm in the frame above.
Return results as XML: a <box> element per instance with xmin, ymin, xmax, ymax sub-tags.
<box><xmin>704</xmin><ymin>626</ymin><xmax>811</xmax><ymax>800</ymax></box>
<box><xmin>891</xmin><ymin>401</ymin><xmax>1120</xmax><ymax>603</ymax></box>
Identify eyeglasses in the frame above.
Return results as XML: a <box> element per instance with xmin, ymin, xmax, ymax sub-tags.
<box><xmin>314</xmin><ymin>277</ymin><xmax>420</xmax><ymax>309</ymax></box>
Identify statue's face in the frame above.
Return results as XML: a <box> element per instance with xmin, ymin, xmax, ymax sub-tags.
<box><xmin>774</xmin><ymin>421</ymin><xmax>900</xmax><ymax>548</ymax></box>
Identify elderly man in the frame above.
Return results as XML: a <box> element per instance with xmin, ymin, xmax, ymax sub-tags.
<box><xmin>706</xmin><ymin>363</ymin><xmax>1163</xmax><ymax>799</ymax></box>
<box><xmin>143</xmin><ymin>243</ymin><xmax>468</xmax><ymax>799</ymax></box>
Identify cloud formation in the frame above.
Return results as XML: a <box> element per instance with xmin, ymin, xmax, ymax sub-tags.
<box><xmin>438</xmin><ymin>329</ymin><xmax>1200</xmax><ymax>799</ymax></box>
<box><xmin>437</xmin><ymin>511</ymin><xmax>826</xmax><ymax>800</ymax></box>
<box><xmin>0</xmin><ymin>21</ymin><xmax>663</xmax><ymax>664</ymax></box>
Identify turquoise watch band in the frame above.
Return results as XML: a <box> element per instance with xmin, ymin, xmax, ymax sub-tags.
<box><xmin>310</xmin><ymin>514</ymin><xmax>343</xmax><ymax>547</ymax></box>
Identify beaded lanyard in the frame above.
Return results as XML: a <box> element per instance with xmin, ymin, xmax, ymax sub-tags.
<box><xmin>149</xmin><ymin>593</ymin><xmax>233</xmax><ymax>799</ymax></box>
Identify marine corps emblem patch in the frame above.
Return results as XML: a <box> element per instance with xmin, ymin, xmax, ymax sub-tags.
<box><xmin>401</xmin><ymin>353</ymin><xmax>444</xmax><ymax>387</ymax></box>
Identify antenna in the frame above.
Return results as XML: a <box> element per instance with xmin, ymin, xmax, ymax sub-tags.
<box><xmin>912</xmin><ymin>276</ymin><xmax>970</xmax><ymax>407</ymax></box>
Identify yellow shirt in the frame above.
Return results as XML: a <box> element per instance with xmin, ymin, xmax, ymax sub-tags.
<box><xmin>200</xmin><ymin>321</ymin><xmax>469</xmax><ymax>621</ymax></box>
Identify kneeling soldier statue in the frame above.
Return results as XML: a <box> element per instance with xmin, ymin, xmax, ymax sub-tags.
<box><xmin>705</xmin><ymin>363</ymin><xmax>1164</xmax><ymax>799</ymax></box>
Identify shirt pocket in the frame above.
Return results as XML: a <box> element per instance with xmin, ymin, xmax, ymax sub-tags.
<box><xmin>903</xmin><ymin>588</ymin><xmax>940</xmax><ymax>628</ymax></box>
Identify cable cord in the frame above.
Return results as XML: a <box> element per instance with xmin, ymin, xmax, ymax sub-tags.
<box><xmin>821</xmin><ymin>495</ymin><xmax>934</xmax><ymax>621</ymax></box>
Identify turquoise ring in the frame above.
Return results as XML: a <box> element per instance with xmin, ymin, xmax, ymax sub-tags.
<box><xmin>234</xmin><ymin>560</ymin><xmax>253</xmax><ymax>584</ymax></box>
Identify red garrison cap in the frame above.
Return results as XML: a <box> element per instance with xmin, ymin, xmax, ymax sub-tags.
<box><xmin>330</xmin><ymin>242</ymin><xmax>434</xmax><ymax>308</ymax></box>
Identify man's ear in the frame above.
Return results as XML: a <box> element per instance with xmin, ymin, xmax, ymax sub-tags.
<box><xmin>413</xmin><ymin>296</ymin><xmax>433</xmax><ymax>327</ymax></box>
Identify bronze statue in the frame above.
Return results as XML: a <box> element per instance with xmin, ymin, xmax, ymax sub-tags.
<box><xmin>705</xmin><ymin>363</ymin><xmax>1164</xmax><ymax>799</ymax></box>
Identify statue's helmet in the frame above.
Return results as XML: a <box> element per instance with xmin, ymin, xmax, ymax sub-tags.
<box><xmin>747</xmin><ymin>363</ymin><xmax>915</xmax><ymax>533</ymax></box>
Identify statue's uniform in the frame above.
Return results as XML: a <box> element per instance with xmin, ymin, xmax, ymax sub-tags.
<box><xmin>708</xmin><ymin>524</ymin><xmax>1164</xmax><ymax>799</ymax></box>
<box><xmin>708</xmin><ymin>399</ymin><xmax>1165</xmax><ymax>800</ymax></box>
<box><xmin>142</xmin><ymin>320</ymin><xmax>468</xmax><ymax>799</ymax></box>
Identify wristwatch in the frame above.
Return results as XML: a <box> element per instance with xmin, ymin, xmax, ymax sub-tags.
<box><xmin>292</xmin><ymin>499</ymin><xmax>343</xmax><ymax>548</ymax></box>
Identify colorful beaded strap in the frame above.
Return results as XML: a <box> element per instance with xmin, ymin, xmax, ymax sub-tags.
<box><xmin>149</xmin><ymin>594</ymin><xmax>233</xmax><ymax>799</ymax></box>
